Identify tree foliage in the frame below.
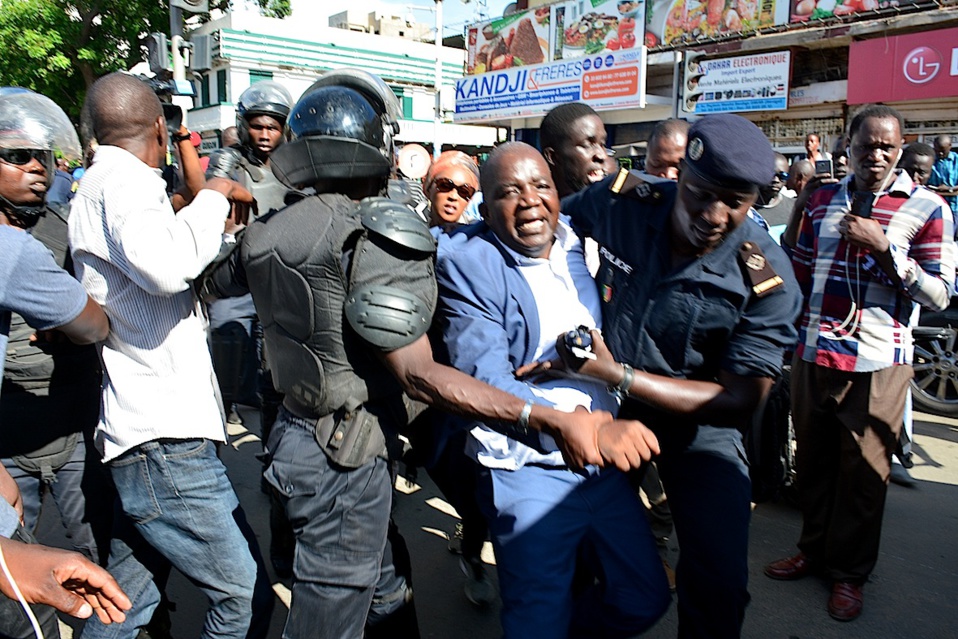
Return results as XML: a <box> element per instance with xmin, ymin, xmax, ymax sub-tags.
<box><xmin>258</xmin><ymin>0</ymin><xmax>290</xmax><ymax>19</ymax></box>
<box><xmin>0</xmin><ymin>1</ymin><xmax>171</xmax><ymax>118</ymax></box>
<box><xmin>0</xmin><ymin>0</ymin><xmax>289</xmax><ymax>119</ymax></box>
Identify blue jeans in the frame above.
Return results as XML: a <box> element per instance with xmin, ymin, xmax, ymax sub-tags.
<box><xmin>3</xmin><ymin>435</ymin><xmax>113</xmax><ymax>564</ymax></box>
<box><xmin>478</xmin><ymin>464</ymin><xmax>670</xmax><ymax>639</ymax></box>
<box><xmin>81</xmin><ymin>439</ymin><xmax>273</xmax><ymax>639</ymax></box>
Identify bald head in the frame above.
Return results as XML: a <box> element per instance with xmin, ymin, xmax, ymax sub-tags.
<box><xmin>935</xmin><ymin>134</ymin><xmax>953</xmax><ymax>160</ymax></box>
<box><xmin>787</xmin><ymin>159</ymin><xmax>814</xmax><ymax>193</ymax></box>
<box><xmin>221</xmin><ymin>126</ymin><xmax>240</xmax><ymax>148</ymax></box>
<box><xmin>481</xmin><ymin>142</ymin><xmax>538</xmax><ymax>196</ymax></box>
<box><xmin>85</xmin><ymin>73</ymin><xmax>163</xmax><ymax>147</ymax></box>
<box><xmin>479</xmin><ymin>141</ymin><xmax>559</xmax><ymax>259</ymax></box>
<box><xmin>645</xmin><ymin>119</ymin><xmax>689</xmax><ymax>180</ymax></box>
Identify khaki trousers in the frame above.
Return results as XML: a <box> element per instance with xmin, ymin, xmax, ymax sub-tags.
<box><xmin>791</xmin><ymin>356</ymin><xmax>912</xmax><ymax>583</ymax></box>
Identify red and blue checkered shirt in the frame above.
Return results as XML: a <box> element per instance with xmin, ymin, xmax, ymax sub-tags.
<box><xmin>792</xmin><ymin>170</ymin><xmax>956</xmax><ymax>372</ymax></box>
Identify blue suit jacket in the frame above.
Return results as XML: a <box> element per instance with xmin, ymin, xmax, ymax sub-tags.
<box><xmin>435</xmin><ymin>220</ymin><xmax>574</xmax><ymax>451</ymax></box>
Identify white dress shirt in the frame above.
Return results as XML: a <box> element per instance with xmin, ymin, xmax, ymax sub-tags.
<box><xmin>467</xmin><ymin>220</ymin><xmax>618</xmax><ymax>470</ymax></box>
<box><xmin>69</xmin><ymin>146</ymin><xmax>229</xmax><ymax>462</ymax></box>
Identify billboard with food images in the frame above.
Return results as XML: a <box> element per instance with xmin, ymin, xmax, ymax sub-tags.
<box><xmin>554</xmin><ymin>0</ymin><xmax>645</xmax><ymax>60</ymax></box>
<box><xmin>645</xmin><ymin>0</ymin><xmax>784</xmax><ymax>48</ymax></box>
<box><xmin>789</xmin><ymin>0</ymin><xmax>898</xmax><ymax>23</ymax></box>
<box><xmin>466</xmin><ymin>8</ymin><xmax>552</xmax><ymax>75</ymax></box>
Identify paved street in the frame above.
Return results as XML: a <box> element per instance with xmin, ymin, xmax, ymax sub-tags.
<box><xmin>44</xmin><ymin>408</ymin><xmax>958</xmax><ymax>638</ymax></box>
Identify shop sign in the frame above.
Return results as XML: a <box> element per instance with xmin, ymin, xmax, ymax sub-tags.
<box><xmin>788</xmin><ymin>80</ymin><xmax>846</xmax><ymax>107</ymax></box>
<box><xmin>199</xmin><ymin>136</ymin><xmax>219</xmax><ymax>153</ymax></box>
<box><xmin>848</xmin><ymin>27</ymin><xmax>958</xmax><ymax>104</ymax></box>
<box><xmin>454</xmin><ymin>47</ymin><xmax>647</xmax><ymax>122</ymax></box>
<box><xmin>682</xmin><ymin>50</ymin><xmax>790</xmax><ymax>114</ymax></box>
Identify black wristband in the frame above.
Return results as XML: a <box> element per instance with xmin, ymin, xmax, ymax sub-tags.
<box><xmin>172</xmin><ymin>131</ymin><xmax>192</xmax><ymax>143</ymax></box>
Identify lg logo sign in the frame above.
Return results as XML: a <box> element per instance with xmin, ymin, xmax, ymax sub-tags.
<box><xmin>903</xmin><ymin>46</ymin><xmax>958</xmax><ymax>85</ymax></box>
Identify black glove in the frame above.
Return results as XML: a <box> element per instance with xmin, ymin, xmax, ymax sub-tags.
<box><xmin>205</xmin><ymin>148</ymin><xmax>243</xmax><ymax>181</ymax></box>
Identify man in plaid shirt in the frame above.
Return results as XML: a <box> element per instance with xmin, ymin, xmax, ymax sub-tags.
<box><xmin>765</xmin><ymin>105</ymin><xmax>956</xmax><ymax>621</ymax></box>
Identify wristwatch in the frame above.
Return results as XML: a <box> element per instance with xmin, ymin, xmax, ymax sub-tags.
<box><xmin>171</xmin><ymin>131</ymin><xmax>192</xmax><ymax>143</ymax></box>
<box><xmin>609</xmin><ymin>363</ymin><xmax>634</xmax><ymax>401</ymax></box>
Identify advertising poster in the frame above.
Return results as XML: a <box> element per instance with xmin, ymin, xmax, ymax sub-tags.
<box><xmin>455</xmin><ymin>47</ymin><xmax>647</xmax><ymax>122</ymax></box>
<box><xmin>682</xmin><ymin>50</ymin><xmax>791</xmax><ymax>114</ymax></box>
<box><xmin>789</xmin><ymin>0</ymin><xmax>897</xmax><ymax>23</ymax></box>
<box><xmin>555</xmin><ymin>0</ymin><xmax>645</xmax><ymax>60</ymax></box>
<box><xmin>645</xmin><ymin>0</ymin><xmax>779</xmax><ymax>47</ymax></box>
<box><xmin>466</xmin><ymin>8</ymin><xmax>552</xmax><ymax>76</ymax></box>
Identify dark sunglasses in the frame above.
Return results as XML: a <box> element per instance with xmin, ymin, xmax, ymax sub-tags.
<box><xmin>0</xmin><ymin>148</ymin><xmax>47</xmax><ymax>166</ymax></box>
<box><xmin>433</xmin><ymin>177</ymin><xmax>476</xmax><ymax>200</ymax></box>
<box><xmin>774</xmin><ymin>171</ymin><xmax>789</xmax><ymax>181</ymax></box>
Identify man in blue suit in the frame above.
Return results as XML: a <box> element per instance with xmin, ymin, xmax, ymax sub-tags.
<box><xmin>435</xmin><ymin>142</ymin><xmax>670</xmax><ymax>639</ymax></box>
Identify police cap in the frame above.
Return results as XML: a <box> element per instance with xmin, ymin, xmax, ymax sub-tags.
<box><xmin>684</xmin><ymin>114</ymin><xmax>774</xmax><ymax>190</ymax></box>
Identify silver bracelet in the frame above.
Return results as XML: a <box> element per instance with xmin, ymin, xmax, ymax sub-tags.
<box><xmin>611</xmin><ymin>363</ymin><xmax>634</xmax><ymax>400</ymax></box>
<box><xmin>517</xmin><ymin>400</ymin><xmax>533</xmax><ymax>434</ymax></box>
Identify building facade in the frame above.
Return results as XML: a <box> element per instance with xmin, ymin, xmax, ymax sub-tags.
<box><xmin>185</xmin><ymin>10</ymin><xmax>501</xmax><ymax>156</ymax></box>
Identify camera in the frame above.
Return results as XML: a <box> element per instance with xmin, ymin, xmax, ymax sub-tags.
<box><xmin>814</xmin><ymin>159</ymin><xmax>833</xmax><ymax>177</ymax></box>
<box><xmin>134</xmin><ymin>74</ymin><xmax>195</xmax><ymax>137</ymax></box>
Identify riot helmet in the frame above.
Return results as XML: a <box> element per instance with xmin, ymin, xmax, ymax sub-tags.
<box><xmin>0</xmin><ymin>91</ymin><xmax>81</xmax><ymax>227</ymax></box>
<box><xmin>0</xmin><ymin>87</ymin><xmax>32</xmax><ymax>98</ymax></box>
<box><xmin>236</xmin><ymin>80</ymin><xmax>293</xmax><ymax>148</ymax></box>
<box><xmin>270</xmin><ymin>69</ymin><xmax>401</xmax><ymax>189</ymax></box>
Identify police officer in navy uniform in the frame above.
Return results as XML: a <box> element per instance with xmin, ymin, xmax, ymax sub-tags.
<box><xmin>530</xmin><ymin>114</ymin><xmax>803</xmax><ymax>638</ymax></box>
<box><xmin>205</xmin><ymin>69</ymin><xmax>663</xmax><ymax>639</ymax></box>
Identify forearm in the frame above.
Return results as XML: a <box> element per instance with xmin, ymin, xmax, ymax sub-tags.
<box><xmin>175</xmin><ymin>135</ymin><xmax>206</xmax><ymax>198</ymax></box>
<box><xmin>396</xmin><ymin>357</ymin><xmax>550</xmax><ymax>434</ymax></box>
<box><xmin>595</xmin><ymin>360</ymin><xmax>769</xmax><ymax>426</ymax></box>
<box><xmin>930</xmin><ymin>184</ymin><xmax>958</xmax><ymax>196</ymax></box>
<box><xmin>870</xmin><ymin>246</ymin><xmax>903</xmax><ymax>288</ymax></box>
<box><xmin>781</xmin><ymin>203</ymin><xmax>805</xmax><ymax>249</ymax></box>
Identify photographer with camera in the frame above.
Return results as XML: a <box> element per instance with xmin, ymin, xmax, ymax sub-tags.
<box><xmin>69</xmin><ymin>72</ymin><xmax>274</xmax><ymax>639</ymax></box>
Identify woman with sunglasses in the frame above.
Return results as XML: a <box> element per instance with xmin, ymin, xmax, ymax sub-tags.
<box><xmin>424</xmin><ymin>151</ymin><xmax>480</xmax><ymax>230</ymax></box>
<box><xmin>409</xmin><ymin>150</ymin><xmax>495</xmax><ymax>608</ymax></box>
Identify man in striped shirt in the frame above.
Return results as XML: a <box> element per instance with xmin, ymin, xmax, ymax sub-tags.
<box><xmin>765</xmin><ymin>105</ymin><xmax>956</xmax><ymax>622</ymax></box>
<box><xmin>69</xmin><ymin>73</ymin><xmax>273</xmax><ymax>639</ymax></box>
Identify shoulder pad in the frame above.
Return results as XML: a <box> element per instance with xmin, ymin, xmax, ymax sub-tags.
<box><xmin>386</xmin><ymin>178</ymin><xmax>415</xmax><ymax>205</ymax></box>
<box><xmin>345</xmin><ymin>284</ymin><xmax>432</xmax><ymax>350</ymax></box>
<box><xmin>609</xmin><ymin>168</ymin><xmax>665</xmax><ymax>203</ymax></box>
<box><xmin>359</xmin><ymin>197</ymin><xmax>435</xmax><ymax>254</ymax></box>
<box><xmin>738</xmin><ymin>241</ymin><xmax>785</xmax><ymax>297</ymax></box>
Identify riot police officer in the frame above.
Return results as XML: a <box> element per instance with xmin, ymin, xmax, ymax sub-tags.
<box><xmin>205</xmin><ymin>68</ymin><xmax>660</xmax><ymax>639</ymax></box>
<box><xmin>206</xmin><ymin>79</ymin><xmax>292</xmax><ymax>215</ymax></box>
<box><xmin>0</xmin><ymin>89</ymin><xmax>124</xmax><ymax>638</ymax></box>
<box><xmin>205</xmin><ymin>79</ymin><xmax>293</xmax><ymax>412</ymax></box>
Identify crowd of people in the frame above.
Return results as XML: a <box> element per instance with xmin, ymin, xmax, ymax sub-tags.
<box><xmin>0</xmin><ymin>67</ymin><xmax>956</xmax><ymax>639</ymax></box>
